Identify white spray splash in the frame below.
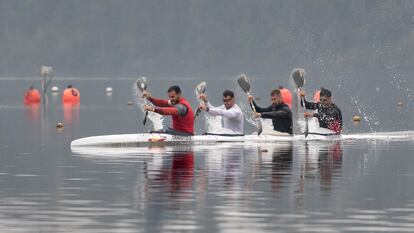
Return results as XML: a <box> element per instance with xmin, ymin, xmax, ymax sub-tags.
<box><xmin>132</xmin><ymin>84</ymin><xmax>164</xmax><ymax>131</ymax></box>
<box><xmin>204</xmin><ymin>114</ymin><xmax>223</xmax><ymax>133</ymax></box>
<box><xmin>350</xmin><ymin>95</ymin><xmax>380</xmax><ymax>133</ymax></box>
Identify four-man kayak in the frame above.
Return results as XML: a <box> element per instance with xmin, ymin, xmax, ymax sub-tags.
<box><xmin>70</xmin><ymin>132</ymin><xmax>340</xmax><ymax>148</ymax></box>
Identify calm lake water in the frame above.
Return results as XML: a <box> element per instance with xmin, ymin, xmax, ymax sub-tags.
<box><xmin>1</xmin><ymin>78</ymin><xmax>414</xmax><ymax>232</ymax></box>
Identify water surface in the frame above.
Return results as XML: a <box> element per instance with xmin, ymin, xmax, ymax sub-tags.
<box><xmin>1</xmin><ymin>78</ymin><xmax>414</xmax><ymax>232</ymax></box>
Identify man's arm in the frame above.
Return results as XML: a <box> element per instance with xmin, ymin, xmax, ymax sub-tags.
<box><xmin>154</xmin><ymin>103</ymin><xmax>188</xmax><ymax>116</ymax></box>
<box><xmin>302</xmin><ymin>98</ymin><xmax>319</xmax><ymax>110</ymax></box>
<box><xmin>207</xmin><ymin>103</ymin><xmax>242</xmax><ymax>119</ymax></box>
<box><xmin>148</xmin><ymin>96</ymin><xmax>170</xmax><ymax>107</ymax></box>
<box><xmin>251</xmin><ymin>101</ymin><xmax>271</xmax><ymax>113</ymax></box>
<box><xmin>261</xmin><ymin>106</ymin><xmax>291</xmax><ymax>119</ymax></box>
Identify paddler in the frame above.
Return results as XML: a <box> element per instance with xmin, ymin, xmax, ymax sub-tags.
<box><xmin>198</xmin><ymin>90</ymin><xmax>244</xmax><ymax>134</ymax></box>
<box><xmin>248</xmin><ymin>89</ymin><xmax>293</xmax><ymax>135</ymax></box>
<box><xmin>300</xmin><ymin>88</ymin><xmax>342</xmax><ymax>133</ymax></box>
<box><xmin>143</xmin><ymin>85</ymin><xmax>194</xmax><ymax>136</ymax></box>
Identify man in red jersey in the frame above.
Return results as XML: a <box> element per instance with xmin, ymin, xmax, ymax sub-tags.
<box><xmin>143</xmin><ymin>85</ymin><xmax>194</xmax><ymax>136</ymax></box>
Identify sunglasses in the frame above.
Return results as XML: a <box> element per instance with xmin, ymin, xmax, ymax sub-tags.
<box><xmin>222</xmin><ymin>98</ymin><xmax>233</xmax><ymax>103</ymax></box>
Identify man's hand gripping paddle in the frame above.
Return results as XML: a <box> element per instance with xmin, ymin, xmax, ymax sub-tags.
<box><xmin>136</xmin><ymin>76</ymin><xmax>149</xmax><ymax>125</ymax></box>
<box><xmin>194</xmin><ymin>82</ymin><xmax>207</xmax><ymax>121</ymax></box>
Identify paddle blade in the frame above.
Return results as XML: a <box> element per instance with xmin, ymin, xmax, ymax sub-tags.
<box><xmin>195</xmin><ymin>82</ymin><xmax>207</xmax><ymax>96</ymax></box>
<box><xmin>291</xmin><ymin>68</ymin><xmax>305</xmax><ymax>88</ymax></box>
<box><xmin>194</xmin><ymin>82</ymin><xmax>207</xmax><ymax>122</ymax></box>
<box><xmin>237</xmin><ymin>74</ymin><xmax>251</xmax><ymax>94</ymax></box>
<box><xmin>136</xmin><ymin>76</ymin><xmax>148</xmax><ymax>92</ymax></box>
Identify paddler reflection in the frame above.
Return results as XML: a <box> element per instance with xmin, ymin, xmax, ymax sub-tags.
<box><xmin>242</xmin><ymin>143</ymin><xmax>294</xmax><ymax>194</ymax></box>
<box><xmin>203</xmin><ymin>145</ymin><xmax>246</xmax><ymax>190</ymax></box>
<box><xmin>318</xmin><ymin>142</ymin><xmax>342</xmax><ymax>188</ymax></box>
<box><xmin>144</xmin><ymin>150</ymin><xmax>195</xmax><ymax>203</ymax></box>
<box><xmin>270</xmin><ymin>142</ymin><xmax>293</xmax><ymax>192</ymax></box>
<box><xmin>295</xmin><ymin>141</ymin><xmax>342</xmax><ymax>207</ymax></box>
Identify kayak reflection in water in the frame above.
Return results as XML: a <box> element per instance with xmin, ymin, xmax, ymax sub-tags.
<box><xmin>198</xmin><ymin>90</ymin><xmax>244</xmax><ymax>135</ymax></box>
<box><xmin>300</xmin><ymin>88</ymin><xmax>343</xmax><ymax>134</ymax></box>
<box><xmin>143</xmin><ymin>85</ymin><xmax>194</xmax><ymax>136</ymax></box>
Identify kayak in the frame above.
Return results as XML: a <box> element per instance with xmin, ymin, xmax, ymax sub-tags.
<box><xmin>70</xmin><ymin>131</ymin><xmax>340</xmax><ymax>148</ymax></box>
<box><xmin>70</xmin><ymin>129</ymin><xmax>414</xmax><ymax>149</ymax></box>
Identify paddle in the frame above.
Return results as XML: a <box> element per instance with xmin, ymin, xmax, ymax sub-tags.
<box><xmin>136</xmin><ymin>76</ymin><xmax>149</xmax><ymax>125</ymax></box>
<box><xmin>194</xmin><ymin>81</ymin><xmax>207</xmax><ymax>121</ymax></box>
<box><xmin>291</xmin><ymin>68</ymin><xmax>308</xmax><ymax>137</ymax></box>
<box><xmin>237</xmin><ymin>74</ymin><xmax>262</xmax><ymax>135</ymax></box>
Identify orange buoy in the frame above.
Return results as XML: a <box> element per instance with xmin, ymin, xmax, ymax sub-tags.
<box><xmin>313</xmin><ymin>89</ymin><xmax>321</xmax><ymax>102</ymax></box>
<box><xmin>279</xmin><ymin>86</ymin><xmax>292</xmax><ymax>108</ymax></box>
<box><xmin>24</xmin><ymin>86</ymin><xmax>41</xmax><ymax>105</ymax></box>
<box><xmin>62</xmin><ymin>85</ymin><xmax>80</xmax><ymax>104</ymax></box>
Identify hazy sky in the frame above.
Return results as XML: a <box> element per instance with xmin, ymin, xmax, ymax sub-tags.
<box><xmin>0</xmin><ymin>0</ymin><xmax>413</xmax><ymax>83</ymax></box>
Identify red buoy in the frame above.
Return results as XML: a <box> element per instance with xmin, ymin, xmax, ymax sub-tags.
<box><xmin>62</xmin><ymin>85</ymin><xmax>80</xmax><ymax>104</ymax></box>
<box><xmin>279</xmin><ymin>87</ymin><xmax>292</xmax><ymax>108</ymax></box>
<box><xmin>24</xmin><ymin>87</ymin><xmax>41</xmax><ymax>105</ymax></box>
<box><xmin>313</xmin><ymin>89</ymin><xmax>321</xmax><ymax>102</ymax></box>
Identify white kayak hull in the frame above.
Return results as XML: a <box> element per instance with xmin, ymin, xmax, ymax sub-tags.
<box><xmin>70</xmin><ymin>132</ymin><xmax>340</xmax><ymax>148</ymax></box>
<box><xmin>70</xmin><ymin>129</ymin><xmax>414</xmax><ymax>149</ymax></box>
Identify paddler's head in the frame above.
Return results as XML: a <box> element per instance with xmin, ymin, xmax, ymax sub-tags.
<box><xmin>222</xmin><ymin>90</ymin><xmax>235</xmax><ymax>109</ymax></box>
<box><xmin>167</xmin><ymin>85</ymin><xmax>181</xmax><ymax>105</ymax></box>
<box><xmin>270</xmin><ymin>89</ymin><xmax>283</xmax><ymax>105</ymax></box>
<box><xmin>319</xmin><ymin>88</ymin><xmax>332</xmax><ymax>108</ymax></box>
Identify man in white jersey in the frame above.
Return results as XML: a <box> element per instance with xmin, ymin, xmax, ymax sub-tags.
<box><xmin>198</xmin><ymin>90</ymin><xmax>244</xmax><ymax>135</ymax></box>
